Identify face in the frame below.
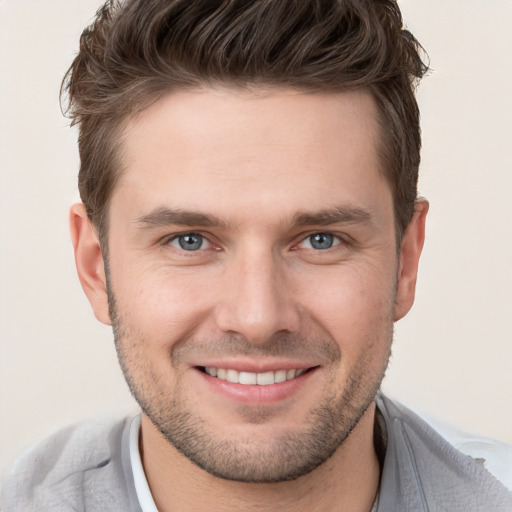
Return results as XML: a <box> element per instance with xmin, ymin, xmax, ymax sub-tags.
<box><xmin>72</xmin><ymin>87</ymin><xmax>426</xmax><ymax>483</ymax></box>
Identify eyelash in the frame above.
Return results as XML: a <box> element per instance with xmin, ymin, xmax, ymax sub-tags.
<box><xmin>163</xmin><ymin>231</ymin><xmax>349</xmax><ymax>254</ymax></box>
<box><xmin>294</xmin><ymin>232</ymin><xmax>344</xmax><ymax>251</ymax></box>
<box><xmin>165</xmin><ymin>232</ymin><xmax>216</xmax><ymax>252</ymax></box>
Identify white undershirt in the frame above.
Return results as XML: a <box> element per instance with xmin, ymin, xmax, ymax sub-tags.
<box><xmin>129</xmin><ymin>415</ymin><xmax>160</xmax><ymax>512</ymax></box>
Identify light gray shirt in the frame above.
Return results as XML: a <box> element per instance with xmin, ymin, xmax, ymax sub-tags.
<box><xmin>1</xmin><ymin>394</ymin><xmax>511</xmax><ymax>511</ymax></box>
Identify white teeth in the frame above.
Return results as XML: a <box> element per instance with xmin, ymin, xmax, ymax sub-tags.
<box><xmin>226</xmin><ymin>369</ymin><xmax>239</xmax><ymax>383</ymax></box>
<box><xmin>239</xmin><ymin>371</ymin><xmax>257</xmax><ymax>385</ymax></box>
<box><xmin>257</xmin><ymin>371</ymin><xmax>275</xmax><ymax>385</ymax></box>
<box><xmin>274</xmin><ymin>370</ymin><xmax>287</xmax><ymax>383</ymax></box>
<box><xmin>204</xmin><ymin>367</ymin><xmax>308</xmax><ymax>385</ymax></box>
<box><xmin>205</xmin><ymin>367</ymin><xmax>217</xmax><ymax>377</ymax></box>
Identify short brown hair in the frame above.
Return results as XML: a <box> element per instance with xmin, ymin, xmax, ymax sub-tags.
<box><xmin>62</xmin><ymin>0</ymin><xmax>428</xmax><ymax>244</ymax></box>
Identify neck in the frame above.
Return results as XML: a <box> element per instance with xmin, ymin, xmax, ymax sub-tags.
<box><xmin>140</xmin><ymin>404</ymin><xmax>380</xmax><ymax>512</ymax></box>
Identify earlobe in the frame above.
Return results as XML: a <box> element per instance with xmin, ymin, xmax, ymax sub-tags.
<box><xmin>69</xmin><ymin>203</ymin><xmax>111</xmax><ymax>325</ymax></box>
<box><xmin>394</xmin><ymin>199</ymin><xmax>429</xmax><ymax>321</ymax></box>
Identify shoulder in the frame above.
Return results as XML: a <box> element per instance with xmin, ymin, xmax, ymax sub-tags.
<box><xmin>412</xmin><ymin>406</ymin><xmax>512</xmax><ymax>492</ymax></box>
<box><xmin>376</xmin><ymin>394</ymin><xmax>512</xmax><ymax>510</ymax></box>
<box><xmin>0</xmin><ymin>415</ymin><xmax>135</xmax><ymax>512</ymax></box>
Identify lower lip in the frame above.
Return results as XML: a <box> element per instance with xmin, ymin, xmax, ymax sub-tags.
<box><xmin>194</xmin><ymin>368</ymin><xmax>318</xmax><ymax>405</ymax></box>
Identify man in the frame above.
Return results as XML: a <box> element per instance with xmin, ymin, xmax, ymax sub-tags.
<box><xmin>1</xmin><ymin>0</ymin><xmax>511</xmax><ymax>510</ymax></box>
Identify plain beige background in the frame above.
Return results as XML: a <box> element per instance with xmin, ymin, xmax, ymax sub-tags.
<box><xmin>1</xmin><ymin>0</ymin><xmax>511</xmax><ymax>476</ymax></box>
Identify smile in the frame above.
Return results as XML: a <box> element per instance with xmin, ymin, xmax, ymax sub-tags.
<box><xmin>201</xmin><ymin>367</ymin><xmax>308</xmax><ymax>385</ymax></box>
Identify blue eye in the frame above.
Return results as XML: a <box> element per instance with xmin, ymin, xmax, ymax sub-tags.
<box><xmin>298</xmin><ymin>233</ymin><xmax>341</xmax><ymax>250</ymax></box>
<box><xmin>309</xmin><ymin>233</ymin><xmax>334</xmax><ymax>250</ymax></box>
<box><xmin>171</xmin><ymin>233</ymin><xmax>206</xmax><ymax>251</ymax></box>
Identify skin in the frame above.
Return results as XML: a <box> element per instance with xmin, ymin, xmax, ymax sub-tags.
<box><xmin>70</xmin><ymin>87</ymin><xmax>428</xmax><ymax>511</ymax></box>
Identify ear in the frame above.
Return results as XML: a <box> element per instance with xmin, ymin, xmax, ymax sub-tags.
<box><xmin>70</xmin><ymin>203</ymin><xmax>111</xmax><ymax>325</ymax></box>
<box><xmin>394</xmin><ymin>199</ymin><xmax>429</xmax><ymax>321</ymax></box>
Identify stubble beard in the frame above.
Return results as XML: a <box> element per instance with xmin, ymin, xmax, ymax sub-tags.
<box><xmin>106</xmin><ymin>277</ymin><xmax>393</xmax><ymax>483</ymax></box>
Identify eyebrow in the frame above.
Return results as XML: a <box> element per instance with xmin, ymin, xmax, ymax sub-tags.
<box><xmin>135</xmin><ymin>205</ymin><xmax>373</xmax><ymax>231</ymax></box>
<box><xmin>135</xmin><ymin>207</ymin><xmax>228</xmax><ymax>229</ymax></box>
<box><xmin>291</xmin><ymin>206</ymin><xmax>373</xmax><ymax>227</ymax></box>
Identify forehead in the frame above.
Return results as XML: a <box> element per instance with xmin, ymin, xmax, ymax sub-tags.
<box><xmin>113</xmin><ymin>87</ymin><xmax>391</xmax><ymax>226</ymax></box>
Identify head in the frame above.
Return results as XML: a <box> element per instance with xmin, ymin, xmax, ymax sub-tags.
<box><xmin>63</xmin><ymin>0</ymin><xmax>427</xmax><ymax>249</ymax></box>
<box><xmin>67</xmin><ymin>0</ymin><xmax>428</xmax><ymax>483</ymax></box>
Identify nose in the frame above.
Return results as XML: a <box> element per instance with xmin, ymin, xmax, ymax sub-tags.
<box><xmin>214</xmin><ymin>247</ymin><xmax>301</xmax><ymax>344</ymax></box>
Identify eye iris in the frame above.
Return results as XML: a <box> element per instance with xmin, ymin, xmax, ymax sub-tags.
<box><xmin>310</xmin><ymin>233</ymin><xmax>333</xmax><ymax>250</ymax></box>
<box><xmin>178</xmin><ymin>234</ymin><xmax>202</xmax><ymax>251</ymax></box>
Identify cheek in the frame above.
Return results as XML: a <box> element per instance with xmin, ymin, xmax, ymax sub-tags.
<box><xmin>109</xmin><ymin>259</ymin><xmax>218</xmax><ymax>350</ymax></box>
<box><xmin>295</xmin><ymin>264</ymin><xmax>396</xmax><ymax>347</ymax></box>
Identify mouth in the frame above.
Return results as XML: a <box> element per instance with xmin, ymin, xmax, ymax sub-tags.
<box><xmin>194</xmin><ymin>364</ymin><xmax>321</xmax><ymax>405</ymax></box>
<box><xmin>198</xmin><ymin>366</ymin><xmax>316</xmax><ymax>385</ymax></box>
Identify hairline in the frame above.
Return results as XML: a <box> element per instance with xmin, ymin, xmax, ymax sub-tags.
<box><xmin>94</xmin><ymin>83</ymin><xmax>408</xmax><ymax>258</ymax></box>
